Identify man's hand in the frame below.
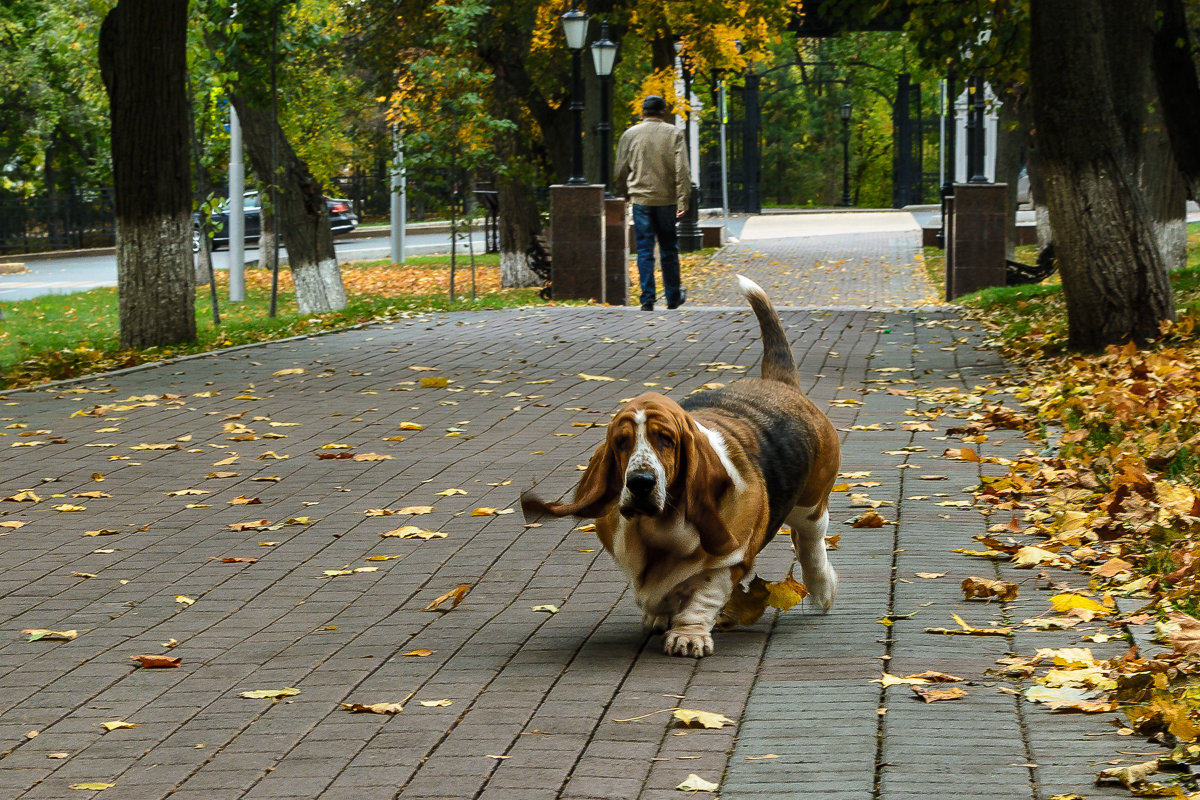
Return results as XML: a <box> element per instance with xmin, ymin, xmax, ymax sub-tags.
<box><xmin>676</xmin><ymin>207</ymin><xmax>686</xmax><ymax>219</ymax></box>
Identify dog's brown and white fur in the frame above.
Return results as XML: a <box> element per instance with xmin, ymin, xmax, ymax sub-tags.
<box><xmin>521</xmin><ymin>276</ymin><xmax>840</xmax><ymax>657</ymax></box>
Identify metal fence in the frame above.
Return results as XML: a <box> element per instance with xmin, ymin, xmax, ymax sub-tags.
<box><xmin>0</xmin><ymin>188</ymin><xmax>115</xmax><ymax>254</ymax></box>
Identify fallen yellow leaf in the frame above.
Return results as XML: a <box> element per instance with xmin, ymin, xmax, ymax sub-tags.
<box><xmin>425</xmin><ymin>584</ymin><xmax>471</xmax><ymax>611</ymax></box>
<box><xmin>240</xmin><ymin>687</ymin><xmax>300</xmax><ymax>700</ymax></box>
<box><xmin>673</xmin><ymin>708</ymin><xmax>735</xmax><ymax>729</ymax></box>
<box><xmin>22</xmin><ymin>629</ymin><xmax>78</xmax><ymax>642</ymax></box>
<box><xmin>100</xmin><ymin>720</ymin><xmax>139</xmax><ymax>732</ymax></box>
<box><xmin>676</xmin><ymin>774</ymin><xmax>719</xmax><ymax>792</ymax></box>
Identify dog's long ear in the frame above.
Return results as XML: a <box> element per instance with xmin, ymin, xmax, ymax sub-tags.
<box><xmin>680</xmin><ymin>423</ymin><xmax>737</xmax><ymax>556</ymax></box>
<box><xmin>520</xmin><ymin>440</ymin><xmax>620</xmax><ymax>520</ymax></box>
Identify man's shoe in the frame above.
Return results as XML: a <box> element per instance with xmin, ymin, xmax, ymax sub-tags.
<box><xmin>641</xmin><ymin>304</ymin><xmax>654</xmax><ymax>311</ymax></box>
<box><xmin>667</xmin><ymin>291</ymin><xmax>687</xmax><ymax>310</ymax></box>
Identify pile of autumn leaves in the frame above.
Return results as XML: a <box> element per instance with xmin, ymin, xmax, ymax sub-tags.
<box><xmin>969</xmin><ymin>310</ymin><xmax>1200</xmax><ymax>797</ymax></box>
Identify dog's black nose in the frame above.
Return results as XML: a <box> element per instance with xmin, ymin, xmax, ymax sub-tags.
<box><xmin>625</xmin><ymin>470</ymin><xmax>657</xmax><ymax>496</ymax></box>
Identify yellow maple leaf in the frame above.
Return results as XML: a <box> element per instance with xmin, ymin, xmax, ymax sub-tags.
<box><xmin>764</xmin><ymin>570</ymin><xmax>809</xmax><ymax>611</ymax></box>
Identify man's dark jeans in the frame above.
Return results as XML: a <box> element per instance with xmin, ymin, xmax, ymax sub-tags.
<box><xmin>632</xmin><ymin>203</ymin><xmax>682</xmax><ymax>308</ymax></box>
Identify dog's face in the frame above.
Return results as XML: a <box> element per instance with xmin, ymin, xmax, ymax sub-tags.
<box><xmin>519</xmin><ymin>392</ymin><xmax>737</xmax><ymax>557</ymax></box>
<box><xmin>607</xmin><ymin>395</ymin><xmax>687</xmax><ymax>519</ymax></box>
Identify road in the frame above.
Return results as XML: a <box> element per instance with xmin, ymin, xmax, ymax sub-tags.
<box><xmin>0</xmin><ymin>231</ymin><xmax>486</xmax><ymax>302</ymax></box>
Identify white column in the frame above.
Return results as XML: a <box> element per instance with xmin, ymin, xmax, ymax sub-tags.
<box><xmin>228</xmin><ymin>106</ymin><xmax>245</xmax><ymax>302</ymax></box>
<box><xmin>390</xmin><ymin>126</ymin><xmax>406</xmax><ymax>264</ymax></box>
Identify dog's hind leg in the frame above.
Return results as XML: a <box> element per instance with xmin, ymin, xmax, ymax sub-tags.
<box><xmin>786</xmin><ymin>504</ymin><xmax>838</xmax><ymax>611</ymax></box>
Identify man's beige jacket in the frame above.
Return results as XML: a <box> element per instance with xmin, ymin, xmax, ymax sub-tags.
<box><xmin>612</xmin><ymin>118</ymin><xmax>691</xmax><ymax>211</ymax></box>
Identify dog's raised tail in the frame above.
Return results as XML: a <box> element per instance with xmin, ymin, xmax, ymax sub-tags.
<box><xmin>736</xmin><ymin>274</ymin><xmax>799</xmax><ymax>387</ymax></box>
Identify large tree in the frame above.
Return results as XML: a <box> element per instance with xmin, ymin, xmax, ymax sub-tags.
<box><xmin>1029</xmin><ymin>0</ymin><xmax>1174</xmax><ymax>349</ymax></box>
<box><xmin>98</xmin><ymin>0</ymin><xmax>195</xmax><ymax>349</ymax></box>
<box><xmin>203</xmin><ymin>0</ymin><xmax>348</xmax><ymax>314</ymax></box>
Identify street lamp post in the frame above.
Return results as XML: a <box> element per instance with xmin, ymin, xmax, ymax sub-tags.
<box><xmin>839</xmin><ymin>101</ymin><xmax>852</xmax><ymax>206</ymax></box>
<box><xmin>561</xmin><ymin>2</ymin><xmax>589</xmax><ymax>185</ymax></box>
<box><xmin>590</xmin><ymin>22</ymin><xmax>617</xmax><ymax>193</ymax></box>
<box><xmin>674</xmin><ymin>40</ymin><xmax>703</xmax><ymax>252</ymax></box>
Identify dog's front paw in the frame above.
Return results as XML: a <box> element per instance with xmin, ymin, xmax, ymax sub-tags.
<box><xmin>642</xmin><ymin>611</ymin><xmax>670</xmax><ymax>633</ymax></box>
<box><xmin>805</xmin><ymin>564</ymin><xmax>838</xmax><ymax>612</ymax></box>
<box><xmin>663</xmin><ymin>624</ymin><xmax>713</xmax><ymax>658</ymax></box>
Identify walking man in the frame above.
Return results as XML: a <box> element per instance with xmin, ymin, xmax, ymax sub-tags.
<box><xmin>613</xmin><ymin>95</ymin><xmax>691</xmax><ymax>311</ymax></box>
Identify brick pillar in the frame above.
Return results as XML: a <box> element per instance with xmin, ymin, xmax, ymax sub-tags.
<box><xmin>604</xmin><ymin>198</ymin><xmax>628</xmax><ymax>305</ymax></box>
<box><xmin>550</xmin><ymin>184</ymin><xmax>605</xmax><ymax>301</ymax></box>
<box><xmin>947</xmin><ymin>183</ymin><xmax>1007</xmax><ymax>300</ymax></box>
<box><xmin>944</xmin><ymin>194</ymin><xmax>956</xmax><ymax>302</ymax></box>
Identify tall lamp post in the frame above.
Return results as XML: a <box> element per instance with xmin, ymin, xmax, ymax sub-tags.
<box><xmin>561</xmin><ymin>2</ymin><xmax>589</xmax><ymax>185</ymax></box>
<box><xmin>839</xmin><ymin>101</ymin><xmax>852</xmax><ymax>206</ymax></box>
<box><xmin>674</xmin><ymin>40</ymin><xmax>703</xmax><ymax>252</ymax></box>
<box><xmin>590</xmin><ymin>23</ymin><xmax>617</xmax><ymax>192</ymax></box>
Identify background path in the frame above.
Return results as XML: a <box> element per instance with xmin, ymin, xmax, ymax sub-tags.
<box><xmin>0</xmin><ymin>213</ymin><xmax>1136</xmax><ymax>799</ymax></box>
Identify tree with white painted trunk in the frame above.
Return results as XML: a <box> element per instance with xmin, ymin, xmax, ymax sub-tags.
<box><xmin>1030</xmin><ymin>0</ymin><xmax>1175</xmax><ymax>350</ymax></box>
<box><xmin>232</xmin><ymin>98</ymin><xmax>347</xmax><ymax>314</ymax></box>
<box><xmin>98</xmin><ymin>0</ymin><xmax>195</xmax><ymax>349</ymax></box>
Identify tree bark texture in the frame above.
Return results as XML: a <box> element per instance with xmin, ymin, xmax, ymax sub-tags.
<box><xmin>1030</xmin><ymin>0</ymin><xmax>1174</xmax><ymax>350</ymax></box>
<box><xmin>1103</xmin><ymin>1</ymin><xmax>1187</xmax><ymax>272</ymax></box>
<box><xmin>98</xmin><ymin>0</ymin><xmax>195</xmax><ymax>350</ymax></box>
<box><xmin>232</xmin><ymin>98</ymin><xmax>346</xmax><ymax>314</ymax></box>
<box><xmin>1152</xmin><ymin>0</ymin><xmax>1200</xmax><ymax>203</ymax></box>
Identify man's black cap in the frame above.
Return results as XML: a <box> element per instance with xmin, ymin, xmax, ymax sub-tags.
<box><xmin>642</xmin><ymin>95</ymin><xmax>667</xmax><ymax>115</ymax></box>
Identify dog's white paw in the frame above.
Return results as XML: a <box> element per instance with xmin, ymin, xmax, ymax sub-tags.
<box><xmin>642</xmin><ymin>612</ymin><xmax>670</xmax><ymax>632</ymax></box>
<box><xmin>663</xmin><ymin>624</ymin><xmax>713</xmax><ymax>658</ymax></box>
<box><xmin>804</xmin><ymin>564</ymin><xmax>838</xmax><ymax>612</ymax></box>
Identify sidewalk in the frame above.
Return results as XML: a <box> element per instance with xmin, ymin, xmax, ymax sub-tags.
<box><xmin>0</xmin><ymin>211</ymin><xmax>1135</xmax><ymax>799</ymax></box>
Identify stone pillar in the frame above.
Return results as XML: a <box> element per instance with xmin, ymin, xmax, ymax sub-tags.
<box><xmin>946</xmin><ymin>182</ymin><xmax>1007</xmax><ymax>300</ymax></box>
<box><xmin>550</xmin><ymin>184</ymin><xmax>605</xmax><ymax>301</ymax></box>
<box><xmin>604</xmin><ymin>197</ymin><xmax>628</xmax><ymax>305</ymax></box>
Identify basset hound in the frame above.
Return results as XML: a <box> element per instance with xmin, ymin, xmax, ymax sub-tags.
<box><xmin>521</xmin><ymin>275</ymin><xmax>840</xmax><ymax>657</ymax></box>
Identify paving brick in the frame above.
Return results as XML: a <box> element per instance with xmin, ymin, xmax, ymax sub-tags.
<box><xmin>0</xmin><ymin>212</ymin><xmax>1127</xmax><ymax>799</ymax></box>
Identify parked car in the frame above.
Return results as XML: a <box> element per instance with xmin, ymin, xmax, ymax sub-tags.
<box><xmin>193</xmin><ymin>191</ymin><xmax>358</xmax><ymax>252</ymax></box>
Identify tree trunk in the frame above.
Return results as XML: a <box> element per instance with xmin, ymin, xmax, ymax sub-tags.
<box><xmin>498</xmin><ymin>175</ymin><xmax>541</xmax><ymax>288</ymax></box>
<box><xmin>232</xmin><ymin>98</ymin><xmax>346</xmax><ymax>314</ymax></box>
<box><xmin>1030</xmin><ymin>0</ymin><xmax>1174</xmax><ymax>351</ymax></box>
<box><xmin>1152</xmin><ymin>0</ymin><xmax>1200</xmax><ymax>202</ymax></box>
<box><xmin>98</xmin><ymin>0</ymin><xmax>195</xmax><ymax>350</ymax></box>
<box><xmin>259</xmin><ymin>202</ymin><xmax>279</xmax><ymax>277</ymax></box>
<box><xmin>1103</xmin><ymin>0</ymin><xmax>1188</xmax><ymax>273</ymax></box>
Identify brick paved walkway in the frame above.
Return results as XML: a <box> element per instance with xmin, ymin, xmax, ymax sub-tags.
<box><xmin>0</xmin><ymin>213</ymin><xmax>1134</xmax><ymax>798</ymax></box>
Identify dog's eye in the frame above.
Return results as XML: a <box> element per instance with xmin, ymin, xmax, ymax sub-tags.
<box><xmin>613</xmin><ymin>434</ymin><xmax>631</xmax><ymax>450</ymax></box>
<box><xmin>658</xmin><ymin>433</ymin><xmax>674</xmax><ymax>449</ymax></box>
